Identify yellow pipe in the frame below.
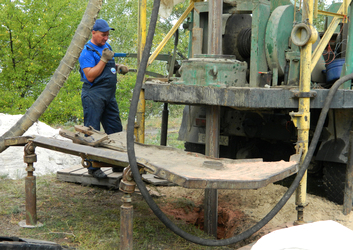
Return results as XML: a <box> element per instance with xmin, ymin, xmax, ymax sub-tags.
<box><xmin>317</xmin><ymin>9</ymin><xmax>345</xmax><ymax>18</ymax></box>
<box><xmin>291</xmin><ymin>0</ymin><xmax>316</xmax><ymax>224</ymax></box>
<box><xmin>311</xmin><ymin>2</ymin><xmax>351</xmax><ymax>72</ymax></box>
<box><xmin>314</xmin><ymin>0</ymin><xmax>318</xmax><ymax>18</ymax></box>
<box><xmin>148</xmin><ymin>2</ymin><xmax>194</xmax><ymax>66</ymax></box>
<box><xmin>136</xmin><ymin>0</ymin><xmax>147</xmax><ymax>143</ymax></box>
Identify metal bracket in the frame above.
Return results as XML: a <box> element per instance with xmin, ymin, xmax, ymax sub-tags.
<box><xmin>291</xmin><ymin>90</ymin><xmax>317</xmax><ymax>98</ymax></box>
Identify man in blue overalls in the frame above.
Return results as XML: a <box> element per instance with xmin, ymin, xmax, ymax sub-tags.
<box><xmin>79</xmin><ymin>19</ymin><xmax>127</xmax><ymax>178</ymax></box>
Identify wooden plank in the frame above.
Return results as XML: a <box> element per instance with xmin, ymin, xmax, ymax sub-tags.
<box><xmin>57</xmin><ymin>165</ymin><xmax>83</xmax><ymax>174</ymax></box>
<box><xmin>57</xmin><ymin>166</ymin><xmax>123</xmax><ymax>189</ymax></box>
<box><xmin>142</xmin><ymin>173</ymin><xmax>176</xmax><ymax>186</ymax></box>
<box><xmin>35</xmin><ymin>136</ymin><xmax>299</xmax><ymax>190</ymax></box>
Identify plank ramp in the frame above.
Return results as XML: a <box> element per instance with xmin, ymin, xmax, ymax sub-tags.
<box><xmin>56</xmin><ymin>166</ymin><xmax>173</xmax><ymax>188</ymax></box>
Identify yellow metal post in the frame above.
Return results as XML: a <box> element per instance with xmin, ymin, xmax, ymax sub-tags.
<box><xmin>290</xmin><ymin>0</ymin><xmax>317</xmax><ymax>224</ymax></box>
<box><xmin>311</xmin><ymin>1</ymin><xmax>351</xmax><ymax>72</ymax></box>
<box><xmin>136</xmin><ymin>0</ymin><xmax>147</xmax><ymax>143</ymax></box>
<box><xmin>148</xmin><ymin>2</ymin><xmax>195</xmax><ymax>66</ymax></box>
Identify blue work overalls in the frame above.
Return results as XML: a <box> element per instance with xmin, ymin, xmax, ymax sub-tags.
<box><xmin>80</xmin><ymin>43</ymin><xmax>123</xmax><ymax>135</ymax></box>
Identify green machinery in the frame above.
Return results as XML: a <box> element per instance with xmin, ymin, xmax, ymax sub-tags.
<box><xmin>144</xmin><ymin>0</ymin><xmax>353</xmax><ymax>207</ymax></box>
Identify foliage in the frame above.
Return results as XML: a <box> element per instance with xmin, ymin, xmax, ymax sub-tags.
<box><xmin>0</xmin><ymin>0</ymin><xmax>190</xmax><ymax>126</ymax></box>
<box><xmin>0</xmin><ymin>0</ymin><xmax>86</xmax><ymax>105</ymax></box>
<box><xmin>41</xmin><ymin>71</ymin><xmax>83</xmax><ymax>125</ymax></box>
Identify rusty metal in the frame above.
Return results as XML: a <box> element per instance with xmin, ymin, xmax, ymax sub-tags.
<box><xmin>293</xmin><ymin>205</ymin><xmax>306</xmax><ymax>225</ymax></box>
<box><xmin>144</xmin><ymin>84</ymin><xmax>353</xmax><ymax>109</ymax></box>
<box><xmin>120</xmin><ymin>193</ymin><xmax>134</xmax><ymax>250</ymax></box>
<box><xmin>204</xmin><ymin>0</ymin><xmax>223</xmax><ymax>238</ymax></box>
<box><xmin>343</xmin><ymin>131</ymin><xmax>353</xmax><ymax>215</ymax></box>
<box><xmin>4</xmin><ymin>136</ymin><xmax>32</xmax><ymax>146</ymax></box>
<box><xmin>119</xmin><ymin>166</ymin><xmax>135</xmax><ymax>250</ymax></box>
<box><xmin>160</xmin><ymin>103</ymin><xmax>169</xmax><ymax>146</ymax></box>
<box><xmin>25</xmin><ymin>174</ymin><xmax>37</xmax><ymax>225</ymax></box>
<box><xmin>23</xmin><ymin>142</ymin><xmax>39</xmax><ymax>226</ymax></box>
<box><xmin>119</xmin><ymin>166</ymin><xmax>136</xmax><ymax>194</ymax></box>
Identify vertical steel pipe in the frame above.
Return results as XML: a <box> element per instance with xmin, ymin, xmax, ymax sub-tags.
<box><xmin>136</xmin><ymin>0</ymin><xmax>147</xmax><ymax>143</ymax></box>
<box><xmin>120</xmin><ymin>193</ymin><xmax>133</xmax><ymax>250</ymax></box>
<box><xmin>294</xmin><ymin>0</ymin><xmax>315</xmax><ymax>225</ymax></box>
<box><xmin>22</xmin><ymin>142</ymin><xmax>39</xmax><ymax>227</ymax></box>
<box><xmin>25</xmin><ymin>171</ymin><xmax>37</xmax><ymax>225</ymax></box>
<box><xmin>204</xmin><ymin>0</ymin><xmax>222</xmax><ymax>238</ymax></box>
<box><xmin>160</xmin><ymin>103</ymin><xmax>169</xmax><ymax>146</ymax></box>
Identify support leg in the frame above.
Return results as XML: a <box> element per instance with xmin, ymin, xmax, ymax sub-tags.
<box><xmin>119</xmin><ymin>167</ymin><xmax>136</xmax><ymax>250</ymax></box>
<box><xmin>19</xmin><ymin>142</ymin><xmax>43</xmax><ymax>228</ymax></box>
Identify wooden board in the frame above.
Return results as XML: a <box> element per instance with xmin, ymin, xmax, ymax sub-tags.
<box><xmin>57</xmin><ymin>166</ymin><xmax>175</xmax><ymax>188</ymax></box>
<box><xmin>57</xmin><ymin>165</ymin><xmax>123</xmax><ymax>189</ymax></box>
<box><xmin>33</xmin><ymin>134</ymin><xmax>300</xmax><ymax>190</ymax></box>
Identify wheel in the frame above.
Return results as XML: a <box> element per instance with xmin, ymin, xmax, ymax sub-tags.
<box><xmin>323</xmin><ymin>162</ymin><xmax>346</xmax><ymax>204</ymax></box>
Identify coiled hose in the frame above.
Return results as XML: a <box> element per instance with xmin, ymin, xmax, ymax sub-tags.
<box><xmin>127</xmin><ymin>0</ymin><xmax>353</xmax><ymax>245</ymax></box>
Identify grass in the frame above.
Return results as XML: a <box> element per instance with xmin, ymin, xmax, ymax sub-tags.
<box><xmin>123</xmin><ymin>116</ymin><xmax>185</xmax><ymax>150</ymax></box>
<box><xmin>0</xmin><ymin>175</ymin><xmax>237</xmax><ymax>250</ymax></box>
<box><xmin>0</xmin><ymin>116</ymin><xmax>241</xmax><ymax>249</ymax></box>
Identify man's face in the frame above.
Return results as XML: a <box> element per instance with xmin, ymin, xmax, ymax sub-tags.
<box><xmin>92</xmin><ymin>30</ymin><xmax>110</xmax><ymax>46</ymax></box>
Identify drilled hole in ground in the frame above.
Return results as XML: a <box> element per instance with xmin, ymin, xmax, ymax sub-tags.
<box><xmin>160</xmin><ymin>202</ymin><xmax>264</xmax><ymax>241</ymax></box>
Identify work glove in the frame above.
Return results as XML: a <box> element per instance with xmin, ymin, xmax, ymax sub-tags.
<box><xmin>101</xmin><ymin>48</ymin><xmax>114</xmax><ymax>63</ymax></box>
<box><xmin>116</xmin><ymin>64</ymin><xmax>129</xmax><ymax>75</ymax></box>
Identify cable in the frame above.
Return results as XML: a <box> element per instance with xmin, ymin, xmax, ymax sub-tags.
<box><xmin>127</xmin><ymin>0</ymin><xmax>353</xmax><ymax>245</ymax></box>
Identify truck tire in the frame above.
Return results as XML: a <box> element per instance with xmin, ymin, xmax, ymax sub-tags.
<box><xmin>323</xmin><ymin>162</ymin><xmax>346</xmax><ymax>204</ymax></box>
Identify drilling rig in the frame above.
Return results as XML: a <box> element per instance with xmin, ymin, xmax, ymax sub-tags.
<box><xmin>143</xmin><ymin>0</ymin><xmax>353</xmax><ymax>207</ymax></box>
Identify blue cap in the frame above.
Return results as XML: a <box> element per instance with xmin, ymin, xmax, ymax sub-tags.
<box><xmin>92</xmin><ymin>19</ymin><xmax>115</xmax><ymax>32</ymax></box>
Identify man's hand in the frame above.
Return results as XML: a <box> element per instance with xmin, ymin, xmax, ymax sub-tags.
<box><xmin>116</xmin><ymin>64</ymin><xmax>129</xmax><ymax>75</ymax></box>
<box><xmin>101</xmin><ymin>48</ymin><xmax>114</xmax><ymax>63</ymax></box>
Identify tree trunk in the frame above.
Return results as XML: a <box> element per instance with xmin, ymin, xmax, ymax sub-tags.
<box><xmin>0</xmin><ymin>0</ymin><xmax>103</xmax><ymax>153</ymax></box>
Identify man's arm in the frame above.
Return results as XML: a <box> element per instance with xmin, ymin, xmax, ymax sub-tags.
<box><xmin>83</xmin><ymin>61</ymin><xmax>106</xmax><ymax>83</ymax></box>
<box><xmin>83</xmin><ymin>48</ymin><xmax>114</xmax><ymax>83</ymax></box>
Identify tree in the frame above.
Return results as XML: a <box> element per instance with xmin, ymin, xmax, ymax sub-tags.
<box><xmin>0</xmin><ymin>0</ymin><xmax>190</xmax><ymax>124</ymax></box>
<box><xmin>0</xmin><ymin>0</ymin><xmax>86</xmax><ymax>113</ymax></box>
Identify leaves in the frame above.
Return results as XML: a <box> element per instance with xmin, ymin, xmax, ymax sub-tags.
<box><xmin>0</xmin><ymin>0</ymin><xmax>190</xmax><ymax>125</ymax></box>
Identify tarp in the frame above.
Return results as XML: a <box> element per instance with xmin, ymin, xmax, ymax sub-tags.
<box><xmin>251</xmin><ymin>220</ymin><xmax>353</xmax><ymax>250</ymax></box>
<box><xmin>159</xmin><ymin>0</ymin><xmax>184</xmax><ymax>19</ymax></box>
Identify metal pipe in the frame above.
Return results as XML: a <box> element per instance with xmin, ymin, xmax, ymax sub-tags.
<box><xmin>148</xmin><ymin>2</ymin><xmax>194</xmax><ymax>66</ymax></box>
<box><xmin>311</xmin><ymin>2</ymin><xmax>347</xmax><ymax>72</ymax></box>
<box><xmin>138</xmin><ymin>0</ymin><xmax>147</xmax><ymax>66</ymax></box>
<box><xmin>294</xmin><ymin>0</ymin><xmax>315</xmax><ymax>225</ymax></box>
<box><xmin>22</xmin><ymin>142</ymin><xmax>39</xmax><ymax>227</ymax></box>
<box><xmin>136</xmin><ymin>0</ymin><xmax>147</xmax><ymax>144</ymax></box>
<box><xmin>25</xmin><ymin>171</ymin><xmax>37</xmax><ymax>225</ymax></box>
<box><xmin>120</xmin><ymin>194</ymin><xmax>133</xmax><ymax>250</ymax></box>
<box><xmin>204</xmin><ymin>0</ymin><xmax>222</xmax><ymax>238</ymax></box>
<box><xmin>160</xmin><ymin>103</ymin><xmax>169</xmax><ymax>146</ymax></box>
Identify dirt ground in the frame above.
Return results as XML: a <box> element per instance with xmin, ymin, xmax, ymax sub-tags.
<box><xmin>156</xmin><ymin>181</ymin><xmax>353</xmax><ymax>245</ymax></box>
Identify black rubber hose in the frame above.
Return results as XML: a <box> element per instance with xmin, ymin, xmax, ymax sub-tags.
<box><xmin>127</xmin><ymin>0</ymin><xmax>353</xmax><ymax>245</ymax></box>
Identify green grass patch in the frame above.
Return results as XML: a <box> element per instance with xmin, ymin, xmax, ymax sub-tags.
<box><xmin>0</xmin><ymin>175</ymin><xmax>236</xmax><ymax>249</ymax></box>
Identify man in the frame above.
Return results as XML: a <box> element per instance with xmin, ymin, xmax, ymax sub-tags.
<box><xmin>79</xmin><ymin>19</ymin><xmax>127</xmax><ymax>178</ymax></box>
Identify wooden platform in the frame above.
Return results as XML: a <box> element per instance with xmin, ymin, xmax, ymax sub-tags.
<box><xmin>56</xmin><ymin>165</ymin><xmax>174</xmax><ymax>188</ymax></box>
<box><xmin>6</xmin><ymin>133</ymin><xmax>300</xmax><ymax>190</ymax></box>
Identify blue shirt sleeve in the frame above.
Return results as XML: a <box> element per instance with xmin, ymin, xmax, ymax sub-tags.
<box><xmin>78</xmin><ymin>42</ymin><xmax>111</xmax><ymax>83</ymax></box>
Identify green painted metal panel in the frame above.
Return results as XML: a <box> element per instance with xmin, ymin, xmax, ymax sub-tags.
<box><xmin>265</xmin><ymin>5</ymin><xmax>294</xmax><ymax>77</ymax></box>
<box><xmin>177</xmin><ymin>55</ymin><xmax>248</xmax><ymax>87</ymax></box>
